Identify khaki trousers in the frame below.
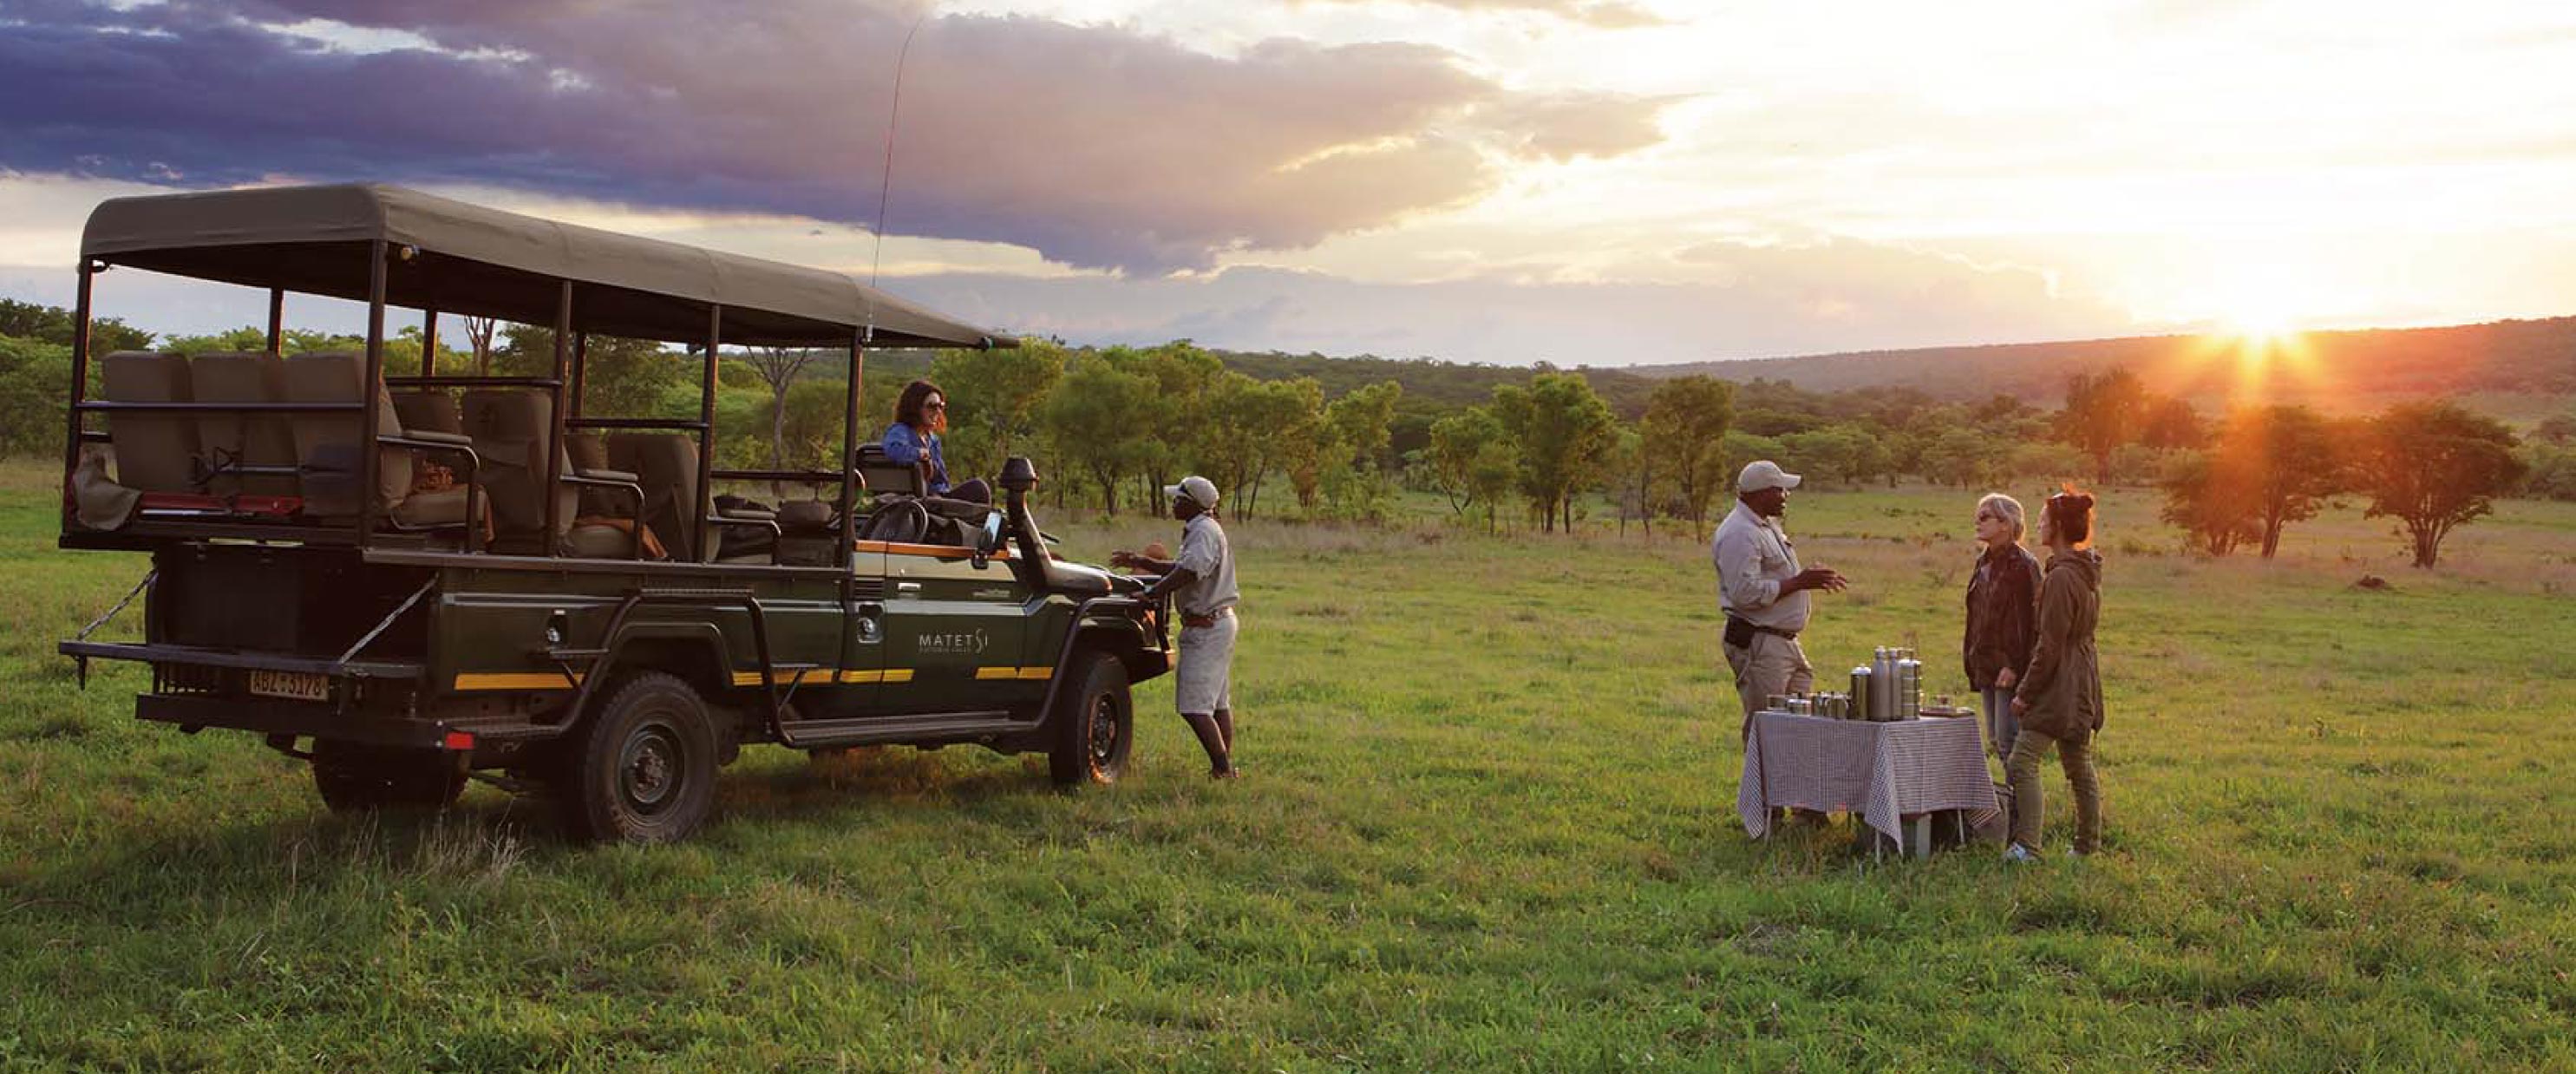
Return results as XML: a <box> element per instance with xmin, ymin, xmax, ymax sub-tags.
<box><xmin>1724</xmin><ymin>632</ymin><xmax>1813</xmax><ymax>740</ymax></box>
<box><xmin>2005</xmin><ymin>726</ymin><xmax>2102</xmax><ymax>854</ymax></box>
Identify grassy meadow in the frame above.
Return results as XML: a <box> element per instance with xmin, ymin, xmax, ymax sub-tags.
<box><xmin>3</xmin><ymin>458</ymin><xmax>2574</xmax><ymax>1071</ymax></box>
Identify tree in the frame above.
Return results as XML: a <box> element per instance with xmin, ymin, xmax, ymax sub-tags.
<box><xmin>2058</xmin><ymin>366</ymin><xmax>2147</xmax><ymax>485</ymax></box>
<box><xmin>2214</xmin><ymin>404</ymin><xmax>2345</xmax><ymax>558</ymax></box>
<box><xmin>2351</xmin><ymin>401</ymin><xmax>2526</xmax><ymax>568</ymax></box>
<box><xmin>2158</xmin><ymin>451</ymin><xmax>2262</xmax><ymax>555</ymax></box>
<box><xmin>1428</xmin><ymin>405</ymin><xmax>1511</xmax><ymax>520</ymax></box>
<box><xmin>461</xmin><ymin>316</ymin><xmax>497</xmax><ymax>376</ymax></box>
<box><xmin>1120</xmin><ymin>343</ymin><xmax>1224</xmax><ymax>503</ymax></box>
<box><xmin>1493</xmin><ymin>372</ymin><xmax>1615</xmax><ymax>533</ymax></box>
<box><xmin>1640</xmin><ymin>376</ymin><xmax>1734</xmax><ymax>536</ymax></box>
<box><xmin>0</xmin><ymin>335</ymin><xmax>72</xmax><ymax>457</ymax></box>
<box><xmin>743</xmin><ymin>346</ymin><xmax>821</xmax><ymax>475</ymax></box>
<box><xmin>0</xmin><ymin>298</ymin><xmax>152</xmax><ymax>352</ymax></box>
<box><xmin>1040</xmin><ymin>355</ymin><xmax>1156</xmax><ymax>515</ymax></box>
<box><xmin>1602</xmin><ymin>425</ymin><xmax>1652</xmax><ymax>535</ymax></box>
<box><xmin>1320</xmin><ymin>380</ymin><xmax>1403</xmax><ymax>518</ymax></box>
<box><xmin>494</xmin><ymin>327</ymin><xmax>688</xmax><ymax>418</ymax></box>
<box><xmin>2139</xmin><ymin>395</ymin><xmax>2209</xmax><ymax>449</ymax></box>
<box><xmin>931</xmin><ymin>339</ymin><xmax>1065</xmax><ymax>478</ymax></box>
<box><xmin>1781</xmin><ymin>424</ymin><xmax>1874</xmax><ymax>488</ymax></box>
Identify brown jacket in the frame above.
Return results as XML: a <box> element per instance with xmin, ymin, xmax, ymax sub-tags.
<box><xmin>1962</xmin><ymin>543</ymin><xmax>2042</xmax><ymax>690</ymax></box>
<box><xmin>2014</xmin><ymin>549</ymin><xmax>2104</xmax><ymax>738</ymax></box>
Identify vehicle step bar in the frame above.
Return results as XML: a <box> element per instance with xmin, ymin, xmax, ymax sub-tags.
<box><xmin>780</xmin><ymin>711</ymin><xmax>1028</xmax><ymax>750</ymax></box>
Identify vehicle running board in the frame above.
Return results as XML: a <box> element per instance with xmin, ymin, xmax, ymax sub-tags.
<box><xmin>782</xmin><ymin>711</ymin><xmax>1029</xmax><ymax>749</ymax></box>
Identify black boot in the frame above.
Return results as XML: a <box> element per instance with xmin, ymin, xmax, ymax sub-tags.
<box><xmin>1182</xmin><ymin>713</ymin><xmax>1234</xmax><ymax>776</ymax></box>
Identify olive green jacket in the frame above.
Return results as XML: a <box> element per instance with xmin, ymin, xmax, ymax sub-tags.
<box><xmin>2014</xmin><ymin>549</ymin><xmax>2103</xmax><ymax>738</ymax></box>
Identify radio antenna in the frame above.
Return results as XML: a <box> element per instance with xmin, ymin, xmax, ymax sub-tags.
<box><xmin>866</xmin><ymin>10</ymin><xmax>932</xmax><ymax>336</ymax></box>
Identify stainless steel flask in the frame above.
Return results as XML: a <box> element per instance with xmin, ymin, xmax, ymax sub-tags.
<box><xmin>1850</xmin><ymin>665</ymin><xmax>1873</xmax><ymax>721</ymax></box>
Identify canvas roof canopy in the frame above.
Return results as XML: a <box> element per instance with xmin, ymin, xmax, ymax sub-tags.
<box><xmin>82</xmin><ymin>183</ymin><xmax>1013</xmax><ymax>350</ymax></box>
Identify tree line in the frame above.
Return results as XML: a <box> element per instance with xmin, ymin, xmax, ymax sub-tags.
<box><xmin>3</xmin><ymin>298</ymin><xmax>2568</xmax><ymax>567</ymax></box>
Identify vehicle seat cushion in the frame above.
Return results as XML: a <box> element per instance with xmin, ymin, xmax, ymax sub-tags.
<box><xmin>607</xmin><ymin>433</ymin><xmax>706</xmax><ymax>561</ymax></box>
<box><xmin>100</xmin><ymin>350</ymin><xmax>199</xmax><ymax>493</ymax></box>
<box><xmin>461</xmin><ymin>389</ymin><xmax>556</xmax><ymax>534</ymax></box>
<box><xmin>281</xmin><ymin>351</ymin><xmax>412</xmax><ymax>516</ymax></box>
<box><xmin>775</xmin><ymin>499</ymin><xmax>834</xmax><ymax>534</ymax></box>
<box><xmin>391</xmin><ymin>389</ymin><xmax>464</xmax><ymax>437</ymax></box>
<box><xmin>391</xmin><ymin>486</ymin><xmax>487</xmax><ymax>529</ymax></box>
<box><xmin>186</xmin><ymin>351</ymin><xmax>297</xmax><ymax>495</ymax></box>
<box><xmin>563</xmin><ymin>521</ymin><xmax>636</xmax><ymax>559</ymax></box>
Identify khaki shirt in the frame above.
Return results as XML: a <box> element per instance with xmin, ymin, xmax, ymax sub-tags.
<box><xmin>1711</xmin><ymin>500</ymin><xmax>1808</xmax><ymax>633</ymax></box>
<box><xmin>1174</xmin><ymin>514</ymin><xmax>1239</xmax><ymax>619</ymax></box>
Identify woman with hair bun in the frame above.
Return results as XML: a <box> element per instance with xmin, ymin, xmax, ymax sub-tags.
<box><xmin>2006</xmin><ymin>486</ymin><xmax>2106</xmax><ymax>861</ymax></box>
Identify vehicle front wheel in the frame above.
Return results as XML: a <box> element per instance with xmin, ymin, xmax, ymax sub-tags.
<box><xmin>311</xmin><ymin>740</ymin><xmax>467</xmax><ymax>814</ymax></box>
<box><xmin>1049</xmin><ymin>652</ymin><xmax>1132</xmax><ymax>787</ymax></box>
<box><xmin>559</xmin><ymin>671</ymin><xmax>719</xmax><ymax>844</ymax></box>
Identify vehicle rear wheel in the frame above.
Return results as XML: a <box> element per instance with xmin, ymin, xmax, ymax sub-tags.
<box><xmin>311</xmin><ymin>740</ymin><xmax>467</xmax><ymax>814</ymax></box>
<box><xmin>1049</xmin><ymin>652</ymin><xmax>1132</xmax><ymax>786</ymax></box>
<box><xmin>559</xmin><ymin>671</ymin><xmax>718</xmax><ymax>844</ymax></box>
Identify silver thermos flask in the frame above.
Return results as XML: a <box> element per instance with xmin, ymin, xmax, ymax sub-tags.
<box><xmin>1896</xmin><ymin>650</ymin><xmax>1922</xmax><ymax>719</ymax></box>
<box><xmin>1868</xmin><ymin>647</ymin><xmax>1894</xmax><ymax>722</ymax></box>
<box><xmin>1850</xmin><ymin>665</ymin><xmax>1873</xmax><ymax>721</ymax></box>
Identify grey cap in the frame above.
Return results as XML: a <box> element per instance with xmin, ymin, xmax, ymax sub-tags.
<box><xmin>1736</xmin><ymin>459</ymin><xmax>1802</xmax><ymax>493</ymax></box>
<box><xmin>1162</xmin><ymin>475</ymin><xmax>1219</xmax><ymax>509</ymax></box>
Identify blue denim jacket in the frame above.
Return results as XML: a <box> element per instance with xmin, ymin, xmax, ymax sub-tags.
<box><xmin>879</xmin><ymin>422</ymin><xmax>951</xmax><ymax>495</ymax></box>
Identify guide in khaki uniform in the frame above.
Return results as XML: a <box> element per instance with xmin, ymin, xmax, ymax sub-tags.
<box><xmin>1710</xmin><ymin>460</ymin><xmax>1848</xmax><ymax>739</ymax></box>
<box><xmin>1114</xmin><ymin>476</ymin><xmax>1242</xmax><ymax>779</ymax></box>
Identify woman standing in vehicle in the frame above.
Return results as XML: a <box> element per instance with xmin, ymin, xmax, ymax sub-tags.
<box><xmin>2006</xmin><ymin>487</ymin><xmax>2106</xmax><ymax>861</ymax></box>
<box><xmin>882</xmin><ymin>379</ymin><xmax>990</xmax><ymax>504</ymax></box>
<box><xmin>1964</xmin><ymin>493</ymin><xmax>2042</xmax><ymax>760</ymax></box>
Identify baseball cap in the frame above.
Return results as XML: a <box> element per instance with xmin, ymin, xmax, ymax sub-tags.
<box><xmin>1736</xmin><ymin>460</ymin><xmax>1802</xmax><ymax>493</ymax></box>
<box><xmin>1163</xmin><ymin>475</ymin><xmax>1219</xmax><ymax>509</ymax></box>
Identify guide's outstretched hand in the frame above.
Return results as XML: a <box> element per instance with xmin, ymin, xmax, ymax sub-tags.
<box><xmin>1790</xmin><ymin>566</ymin><xmax>1848</xmax><ymax>594</ymax></box>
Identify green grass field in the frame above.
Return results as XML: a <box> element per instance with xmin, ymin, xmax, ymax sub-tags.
<box><xmin>3</xmin><ymin>461</ymin><xmax>2573</xmax><ymax>1072</ymax></box>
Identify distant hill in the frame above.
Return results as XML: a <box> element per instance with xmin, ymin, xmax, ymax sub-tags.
<box><xmin>1207</xmin><ymin>350</ymin><xmax>1666</xmax><ymax>417</ymax></box>
<box><xmin>1638</xmin><ymin>318</ymin><xmax>2576</xmax><ymax>404</ymax></box>
<box><xmin>1206</xmin><ymin>318</ymin><xmax>2575</xmax><ymax>417</ymax></box>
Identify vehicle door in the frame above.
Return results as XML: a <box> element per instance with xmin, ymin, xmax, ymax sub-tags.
<box><xmin>875</xmin><ymin>534</ymin><xmax>1039</xmax><ymax>715</ymax></box>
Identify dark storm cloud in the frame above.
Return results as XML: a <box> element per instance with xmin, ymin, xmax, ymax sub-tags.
<box><xmin>0</xmin><ymin>0</ymin><xmax>1673</xmax><ymax>272</ymax></box>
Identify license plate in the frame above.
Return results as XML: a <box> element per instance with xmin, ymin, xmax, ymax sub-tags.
<box><xmin>249</xmin><ymin>670</ymin><xmax>330</xmax><ymax>701</ymax></box>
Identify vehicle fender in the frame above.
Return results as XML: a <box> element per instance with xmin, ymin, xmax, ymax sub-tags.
<box><xmin>1036</xmin><ymin>601</ymin><xmax>1154</xmax><ymax>724</ymax></box>
<box><xmin>579</xmin><ymin>622</ymin><xmax>733</xmax><ymax>713</ymax></box>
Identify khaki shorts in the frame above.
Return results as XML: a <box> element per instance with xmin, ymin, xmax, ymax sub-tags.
<box><xmin>1177</xmin><ymin>610</ymin><xmax>1237</xmax><ymax>715</ymax></box>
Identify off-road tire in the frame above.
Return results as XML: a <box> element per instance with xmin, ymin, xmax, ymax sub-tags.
<box><xmin>1049</xmin><ymin>652</ymin><xmax>1132</xmax><ymax>786</ymax></box>
<box><xmin>311</xmin><ymin>740</ymin><xmax>467</xmax><ymax>813</ymax></box>
<box><xmin>559</xmin><ymin>671</ymin><xmax>719</xmax><ymax>844</ymax></box>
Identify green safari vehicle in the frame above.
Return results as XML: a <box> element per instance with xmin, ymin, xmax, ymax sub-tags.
<box><xmin>56</xmin><ymin>184</ymin><xmax>1170</xmax><ymax>843</ymax></box>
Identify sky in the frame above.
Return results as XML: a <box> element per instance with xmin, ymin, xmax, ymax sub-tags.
<box><xmin>3</xmin><ymin>0</ymin><xmax>2575</xmax><ymax>364</ymax></box>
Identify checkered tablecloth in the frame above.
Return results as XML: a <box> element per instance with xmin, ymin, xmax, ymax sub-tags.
<box><xmin>1737</xmin><ymin>711</ymin><xmax>1999</xmax><ymax>844</ymax></box>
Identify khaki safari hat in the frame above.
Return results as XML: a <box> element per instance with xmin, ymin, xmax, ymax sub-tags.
<box><xmin>72</xmin><ymin>444</ymin><xmax>141</xmax><ymax>530</ymax></box>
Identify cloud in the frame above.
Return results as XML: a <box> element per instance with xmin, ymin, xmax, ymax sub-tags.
<box><xmin>1295</xmin><ymin>0</ymin><xmax>1671</xmax><ymax>29</ymax></box>
<box><xmin>0</xmin><ymin>0</ymin><xmax>1674</xmax><ymax>272</ymax></box>
<box><xmin>891</xmin><ymin>239</ymin><xmax>2141</xmax><ymax>363</ymax></box>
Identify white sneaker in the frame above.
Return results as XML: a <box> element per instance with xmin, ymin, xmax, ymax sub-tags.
<box><xmin>2004</xmin><ymin>843</ymin><xmax>2042</xmax><ymax>865</ymax></box>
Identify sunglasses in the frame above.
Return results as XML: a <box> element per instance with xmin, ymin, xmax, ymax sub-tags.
<box><xmin>1975</xmin><ymin>512</ymin><xmax>1999</xmax><ymax>522</ymax></box>
<box><xmin>923</xmin><ymin>401</ymin><xmax>946</xmax><ymax>412</ymax></box>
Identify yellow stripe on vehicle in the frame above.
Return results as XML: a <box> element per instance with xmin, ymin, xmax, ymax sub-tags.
<box><xmin>456</xmin><ymin>668</ymin><xmax>918</xmax><ymax>691</ymax></box>
<box><xmin>974</xmin><ymin>666</ymin><xmax>1054</xmax><ymax>680</ymax></box>
<box><xmin>453</xmin><ymin>671</ymin><xmax>580</xmax><ymax>691</ymax></box>
<box><xmin>729</xmin><ymin>668</ymin><xmax>920</xmax><ymax>686</ymax></box>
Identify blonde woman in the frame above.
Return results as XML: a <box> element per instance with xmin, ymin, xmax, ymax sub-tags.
<box><xmin>2006</xmin><ymin>488</ymin><xmax>2105</xmax><ymax>861</ymax></box>
<box><xmin>1964</xmin><ymin>493</ymin><xmax>2042</xmax><ymax>759</ymax></box>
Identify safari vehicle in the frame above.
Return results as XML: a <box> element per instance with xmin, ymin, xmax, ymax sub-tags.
<box><xmin>55</xmin><ymin>184</ymin><xmax>1169</xmax><ymax>842</ymax></box>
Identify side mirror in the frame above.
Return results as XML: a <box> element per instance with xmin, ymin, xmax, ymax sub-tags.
<box><xmin>971</xmin><ymin>510</ymin><xmax>1004</xmax><ymax>567</ymax></box>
